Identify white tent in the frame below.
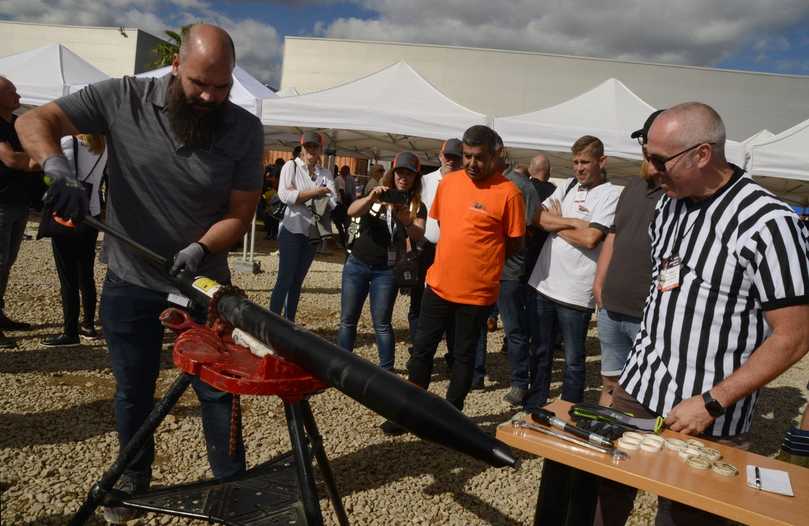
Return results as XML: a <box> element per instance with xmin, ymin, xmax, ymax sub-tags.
<box><xmin>261</xmin><ymin>61</ymin><xmax>487</xmax><ymax>160</ymax></box>
<box><xmin>493</xmin><ymin>78</ymin><xmax>745</xmax><ymax>180</ymax></box>
<box><xmin>748</xmin><ymin>119</ymin><xmax>809</xmax><ymax>205</ymax></box>
<box><xmin>137</xmin><ymin>64</ymin><xmax>277</xmax><ymax>117</ymax></box>
<box><xmin>0</xmin><ymin>44</ymin><xmax>109</xmax><ymax>106</ymax></box>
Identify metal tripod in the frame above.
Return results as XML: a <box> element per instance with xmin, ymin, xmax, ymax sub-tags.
<box><xmin>69</xmin><ymin>373</ymin><xmax>349</xmax><ymax>526</ymax></box>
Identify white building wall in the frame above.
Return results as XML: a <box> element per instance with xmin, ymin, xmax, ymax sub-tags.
<box><xmin>0</xmin><ymin>21</ymin><xmax>163</xmax><ymax>77</ymax></box>
<box><xmin>281</xmin><ymin>37</ymin><xmax>809</xmax><ymax>140</ymax></box>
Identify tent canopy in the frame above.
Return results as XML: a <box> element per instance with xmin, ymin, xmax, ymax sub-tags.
<box><xmin>748</xmin><ymin>118</ymin><xmax>809</xmax><ymax>205</ymax></box>
<box><xmin>0</xmin><ymin>44</ymin><xmax>109</xmax><ymax>106</ymax></box>
<box><xmin>137</xmin><ymin>64</ymin><xmax>276</xmax><ymax>117</ymax></box>
<box><xmin>261</xmin><ymin>61</ymin><xmax>487</xmax><ymax>160</ymax></box>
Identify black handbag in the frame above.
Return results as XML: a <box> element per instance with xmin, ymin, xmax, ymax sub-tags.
<box><xmin>268</xmin><ymin>194</ymin><xmax>286</xmax><ymax>221</ymax></box>
<box><xmin>393</xmin><ymin>249</ymin><xmax>421</xmax><ymax>288</ymax></box>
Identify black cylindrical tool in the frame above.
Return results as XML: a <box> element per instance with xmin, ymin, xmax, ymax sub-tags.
<box><xmin>85</xmin><ymin>217</ymin><xmax>516</xmax><ymax>468</ymax></box>
<box><xmin>532</xmin><ymin>408</ymin><xmax>613</xmax><ymax>448</ymax></box>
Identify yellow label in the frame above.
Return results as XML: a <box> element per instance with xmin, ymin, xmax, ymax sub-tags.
<box><xmin>192</xmin><ymin>277</ymin><xmax>222</xmax><ymax>298</ymax></box>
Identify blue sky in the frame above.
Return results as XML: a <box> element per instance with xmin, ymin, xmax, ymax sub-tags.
<box><xmin>2</xmin><ymin>0</ymin><xmax>808</xmax><ymax>86</ymax></box>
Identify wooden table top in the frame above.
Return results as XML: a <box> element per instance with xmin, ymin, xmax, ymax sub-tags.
<box><xmin>496</xmin><ymin>401</ymin><xmax>809</xmax><ymax>526</ymax></box>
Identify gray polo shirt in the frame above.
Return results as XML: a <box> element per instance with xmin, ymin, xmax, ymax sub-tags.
<box><xmin>501</xmin><ymin>167</ymin><xmax>540</xmax><ymax>282</ymax></box>
<box><xmin>56</xmin><ymin>74</ymin><xmax>263</xmax><ymax>292</ymax></box>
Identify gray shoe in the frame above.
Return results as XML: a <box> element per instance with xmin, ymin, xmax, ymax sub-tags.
<box><xmin>503</xmin><ymin>387</ymin><xmax>528</xmax><ymax>406</ymax></box>
<box><xmin>102</xmin><ymin>473</ymin><xmax>149</xmax><ymax>524</ymax></box>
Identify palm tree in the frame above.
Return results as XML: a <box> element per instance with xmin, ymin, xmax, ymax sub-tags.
<box><xmin>150</xmin><ymin>26</ymin><xmax>189</xmax><ymax>68</ymax></box>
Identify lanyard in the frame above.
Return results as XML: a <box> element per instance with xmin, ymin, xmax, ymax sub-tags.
<box><xmin>667</xmin><ymin>200</ymin><xmax>705</xmax><ymax>259</ymax></box>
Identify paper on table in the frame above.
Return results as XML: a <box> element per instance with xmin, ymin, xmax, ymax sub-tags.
<box><xmin>745</xmin><ymin>465</ymin><xmax>794</xmax><ymax>496</ymax></box>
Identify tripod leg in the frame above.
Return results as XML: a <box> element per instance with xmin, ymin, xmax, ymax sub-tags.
<box><xmin>285</xmin><ymin>400</ymin><xmax>324</xmax><ymax>525</ymax></box>
<box><xmin>301</xmin><ymin>400</ymin><xmax>349</xmax><ymax>526</ymax></box>
<box><xmin>69</xmin><ymin>373</ymin><xmax>193</xmax><ymax>526</ymax></box>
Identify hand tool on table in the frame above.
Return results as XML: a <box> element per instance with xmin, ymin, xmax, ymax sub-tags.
<box><xmin>512</xmin><ymin>419</ymin><xmax>629</xmax><ymax>461</ymax></box>
<box><xmin>532</xmin><ymin>408</ymin><xmax>613</xmax><ymax>448</ymax></box>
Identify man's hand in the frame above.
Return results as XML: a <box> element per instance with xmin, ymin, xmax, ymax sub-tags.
<box><xmin>42</xmin><ymin>155</ymin><xmax>88</xmax><ymax>222</ymax></box>
<box><xmin>545</xmin><ymin>198</ymin><xmax>562</xmax><ymax>217</ymax></box>
<box><xmin>665</xmin><ymin>395</ymin><xmax>715</xmax><ymax>435</ymax></box>
<box><xmin>170</xmin><ymin>242</ymin><xmax>207</xmax><ymax>275</ymax></box>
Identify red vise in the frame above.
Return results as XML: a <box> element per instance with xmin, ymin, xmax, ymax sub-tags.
<box><xmin>160</xmin><ymin>308</ymin><xmax>326</xmax><ymax>402</ymax></box>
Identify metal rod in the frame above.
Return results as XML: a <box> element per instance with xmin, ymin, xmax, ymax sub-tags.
<box><xmin>512</xmin><ymin>419</ymin><xmax>613</xmax><ymax>455</ymax></box>
<box><xmin>83</xmin><ymin>216</ymin><xmax>168</xmax><ymax>267</ymax></box>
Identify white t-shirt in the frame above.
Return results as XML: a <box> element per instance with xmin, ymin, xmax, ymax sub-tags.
<box><xmin>528</xmin><ymin>178</ymin><xmax>621</xmax><ymax>309</ymax></box>
<box><xmin>421</xmin><ymin>168</ymin><xmax>443</xmax><ymax>244</ymax></box>
<box><xmin>277</xmin><ymin>157</ymin><xmax>337</xmax><ymax>235</ymax></box>
<box><xmin>61</xmin><ymin>135</ymin><xmax>107</xmax><ymax>217</ymax></box>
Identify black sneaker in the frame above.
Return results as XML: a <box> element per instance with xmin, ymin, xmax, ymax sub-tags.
<box><xmin>79</xmin><ymin>324</ymin><xmax>100</xmax><ymax>339</ymax></box>
<box><xmin>0</xmin><ymin>314</ymin><xmax>32</xmax><ymax>331</ymax></box>
<box><xmin>102</xmin><ymin>473</ymin><xmax>149</xmax><ymax>524</ymax></box>
<box><xmin>42</xmin><ymin>334</ymin><xmax>81</xmax><ymax>347</ymax></box>
<box><xmin>380</xmin><ymin>420</ymin><xmax>407</xmax><ymax>437</ymax></box>
<box><xmin>503</xmin><ymin>387</ymin><xmax>528</xmax><ymax>406</ymax></box>
<box><xmin>0</xmin><ymin>331</ymin><xmax>16</xmax><ymax>349</ymax></box>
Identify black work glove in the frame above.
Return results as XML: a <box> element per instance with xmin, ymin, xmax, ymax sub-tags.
<box><xmin>42</xmin><ymin>155</ymin><xmax>89</xmax><ymax>223</ymax></box>
<box><xmin>170</xmin><ymin>242</ymin><xmax>208</xmax><ymax>275</ymax></box>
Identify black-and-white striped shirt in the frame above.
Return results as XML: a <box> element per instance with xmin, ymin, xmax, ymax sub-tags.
<box><xmin>620</xmin><ymin>167</ymin><xmax>809</xmax><ymax>437</ymax></box>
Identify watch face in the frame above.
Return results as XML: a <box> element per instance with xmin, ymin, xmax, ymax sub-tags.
<box><xmin>706</xmin><ymin>400</ymin><xmax>724</xmax><ymax>417</ymax></box>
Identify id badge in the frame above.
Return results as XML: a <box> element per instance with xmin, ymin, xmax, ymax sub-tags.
<box><xmin>387</xmin><ymin>248</ymin><xmax>397</xmax><ymax>267</ymax></box>
<box><xmin>574</xmin><ymin>188</ymin><xmax>588</xmax><ymax>203</ymax></box>
<box><xmin>658</xmin><ymin>256</ymin><xmax>681</xmax><ymax>291</ymax></box>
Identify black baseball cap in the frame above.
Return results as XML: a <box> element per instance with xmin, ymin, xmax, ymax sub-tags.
<box><xmin>300</xmin><ymin>130</ymin><xmax>323</xmax><ymax>146</ymax></box>
<box><xmin>392</xmin><ymin>151</ymin><xmax>421</xmax><ymax>174</ymax></box>
<box><xmin>631</xmin><ymin>109</ymin><xmax>665</xmax><ymax>144</ymax></box>
<box><xmin>441</xmin><ymin>138</ymin><xmax>463</xmax><ymax>158</ymax></box>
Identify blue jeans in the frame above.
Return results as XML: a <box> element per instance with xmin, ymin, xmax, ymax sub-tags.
<box><xmin>0</xmin><ymin>202</ymin><xmax>28</xmax><ymax>312</ymax></box>
<box><xmin>337</xmin><ymin>255</ymin><xmax>397</xmax><ymax>370</ymax></box>
<box><xmin>270</xmin><ymin>226</ymin><xmax>316</xmax><ymax>322</ymax></box>
<box><xmin>100</xmin><ymin>272</ymin><xmax>245</xmax><ymax>482</ymax></box>
<box><xmin>499</xmin><ymin>280</ymin><xmax>531</xmax><ymax>389</ymax></box>
<box><xmin>597</xmin><ymin>309</ymin><xmax>641</xmax><ymax>376</ymax></box>
<box><xmin>524</xmin><ymin>292</ymin><xmax>593</xmax><ymax>411</ymax></box>
<box><xmin>472</xmin><ymin>304</ymin><xmax>497</xmax><ymax>383</ymax></box>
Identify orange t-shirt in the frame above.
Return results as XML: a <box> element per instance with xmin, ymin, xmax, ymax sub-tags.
<box><xmin>426</xmin><ymin>169</ymin><xmax>525</xmax><ymax>305</ymax></box>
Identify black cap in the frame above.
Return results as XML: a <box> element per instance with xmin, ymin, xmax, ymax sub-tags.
<box><xmin>441</xmin><ymin>138</ymin><xmax>463</xmax><ymax>158</ymax></box>
<box><xmin>392</xmin><ymin>151</ymin><xmax>421</xmax><ymax>174</ymax></box>
<box><xmin>631</xmin><ymin>109</ymin><xmax>665</xmax><ymax>144</ymax></box>
<box><xmin>300</xmin><ymin>131</ymin><xmax>323</xmax><ymax>146</ymax></box>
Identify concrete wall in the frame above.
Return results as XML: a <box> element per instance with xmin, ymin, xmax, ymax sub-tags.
<box><xmin>1</xmin><ymin>21</ymin><xmax>165</xmax><ymax>77</ymax></box>
<box><xmin>281</xmin><ymin>37</ymin><xmax>809</xmax><ymax>140</ymax></box>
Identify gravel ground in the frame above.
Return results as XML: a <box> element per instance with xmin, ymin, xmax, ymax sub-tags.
<box><xmin>1</xmin><ymin>220</ymin><xmax>807</xmax><ymax>525</ymax></box>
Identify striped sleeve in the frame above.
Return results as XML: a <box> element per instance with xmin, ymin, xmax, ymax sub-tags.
<box><xmin>739</xmin><ymin>214</ymin><xmax>809</xmax><ymax>310</ymax></box>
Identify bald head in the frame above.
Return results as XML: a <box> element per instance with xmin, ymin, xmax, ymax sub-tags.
<box><xmin>528</xmin><ymin>154</ymin><xmax>551</xmax><ymax>182</ymax></box>
<box><xmin>0</xmin><ymin>75</ymin><xmax>21</xmax><ymax>116</ymax></box>
<box><xmin>650</xmin><ymin>102</ymin><xmax>726</xmax><ymax>160</ymax></box>
<box><xmin>179</xmin><ymin>24</ymin><xmax>236</xmax><ymax>69</ymax></box>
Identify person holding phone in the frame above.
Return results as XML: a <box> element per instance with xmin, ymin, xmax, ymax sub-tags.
<box><xmin>338</xmin><ymin>151</ymin><xmax>426</xmax><ymax>370</ymax></box>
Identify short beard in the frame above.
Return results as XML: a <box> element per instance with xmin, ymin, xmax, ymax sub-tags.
<box><xmin>166</xmin><ymin>76</ymin><xmax>226</xmax><ymax>149</ymax></box>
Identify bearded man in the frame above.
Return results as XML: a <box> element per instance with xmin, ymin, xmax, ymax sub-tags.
<box><xmin>16</xmin><ymin>24</ymin><xmax>263</xmax><ymax>523</ymax></box>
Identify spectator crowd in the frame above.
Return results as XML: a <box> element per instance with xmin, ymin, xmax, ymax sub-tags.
<box><xmin>2</xmin><ymin>23</ymin><xmax>808</xmax><ymax>526</ymax></box>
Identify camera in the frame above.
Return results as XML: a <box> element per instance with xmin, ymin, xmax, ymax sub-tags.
<box><xmin>380</xmin><ymin>189</ymin><xmax>410</xmax><ymax>205</ymax></box>
<box><xmin>325</xmin><ymin>147</ymin><xmax>337</xmax><ymax>156</ymax></box>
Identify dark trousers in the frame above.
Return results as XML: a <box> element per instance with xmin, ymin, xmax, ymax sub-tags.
<box><xmin>100</xmin><ymin>272</ymin><xmax>245</xmax><ymax>483</ymax></box>
<box><xmin>524</xmin><ymin>293</ymin><xmax>593</xmax><ymax>411</ymax></box>
<box><xmin>270</xmin><ymin>226</ymin><xmax>316</xmax><ymax>322</ymax></box>
<box><xmin>407</xmin><ymin>286</ymin><xmax>491</xmax><ymax>411</ymax></box>
<box><xmin>499</xmin><ymin>280</ymin><xmax>531</xmax><ymax>389</ymax></box>
<box><xmin>594</xmin><ymin>384</ymin><xmax>747</xmax><ymax>526</ymax></box>
<box><xmin>407</xmin><ymin>241</ymin><xmax>435</xmax><ymax>340</ymax></box>
<box><xmin>51</xmin><ymin>224</ymin><xmax>99</xmax><ymax>336</ymax></box>
<box><xmin>0</xmin><ymin>202</ymin><xmax>27</xmax><ymax>313</ymax></box>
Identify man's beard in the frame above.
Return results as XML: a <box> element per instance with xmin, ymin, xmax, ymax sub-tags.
<box><xmin>167</xmin><ymin>77</ymin><xmax>227</xmax><ymax>149</ymax></box>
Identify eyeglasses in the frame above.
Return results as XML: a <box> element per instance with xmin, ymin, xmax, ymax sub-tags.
<box><xmin>644</xmin><ymin>142</ymin><xmax>714</xmax><ymax>173</ymax></box>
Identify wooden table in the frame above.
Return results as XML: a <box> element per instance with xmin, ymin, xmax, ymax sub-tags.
<box><xmin>496</xmin><ymin>401</ymin><xmax>809</xmax><ymax>526</ymax></box>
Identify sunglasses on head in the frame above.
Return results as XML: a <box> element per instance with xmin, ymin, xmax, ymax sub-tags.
<box><xmin>643</xmin><ymin>142</ymin><xmax>715</xmax><ymax>173</ymax></box>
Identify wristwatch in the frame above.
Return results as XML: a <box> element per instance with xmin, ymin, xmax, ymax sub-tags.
<box><xmin>702</xmin><ymin>390</ymin><xmax>725</xmax><ymax>417</ymax></box>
